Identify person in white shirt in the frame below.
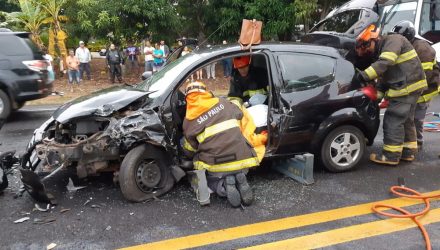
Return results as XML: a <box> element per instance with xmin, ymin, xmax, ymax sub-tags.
<box><xmin>42</xmin><ymin>47</ymin><xmax>55</xmax><ymax>83</ymax></box>
<box><xmin>143</xmin><ymin>41</ymin><xmax>155</xmax><ymax>72</ymax></box>
<box><xmin>75</xmin><ymin>41</ymin><xmax>92</xmax><ymax>81</ymax></box>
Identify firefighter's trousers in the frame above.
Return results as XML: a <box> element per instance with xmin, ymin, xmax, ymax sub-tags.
<box><xmin>383</xmin><ymin>96</ymin><xmax>419</xmax><ymax>160</ymax></box>
<box><xmin>414</xmin><ymin>102</ymin><xmax>429</xmax><ymax>146</ymax></box>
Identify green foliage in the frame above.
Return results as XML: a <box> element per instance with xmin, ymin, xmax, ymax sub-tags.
<box><xmin>65</xmin><ymin>0</ymin><xmax>181</xmax><ymax>45</ymax></box>
<box><xmin>6</xmin><ymin>0</ymin><xmax>48</xmax><ymax>47</ymax></box>
<box><xmin>2</xmin><ymin>0</ymin><xmax>351</xmax><ymax>48</ymax></box>
<box><xmin>0</xmin><ymin>0</ymin><xmax>20</xmax><ymax>12</ymax></box>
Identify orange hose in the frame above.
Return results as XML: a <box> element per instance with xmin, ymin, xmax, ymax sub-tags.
<box><xmin>372</xmin><ymin>186</ymin><xmax>440</xmax><ymax>250</ymax></box>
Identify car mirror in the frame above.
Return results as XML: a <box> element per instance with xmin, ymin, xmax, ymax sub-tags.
<box><xmin>141</xmin><ymin>71</ymin><xmax>153</xmax><ymax>81</ymax></box>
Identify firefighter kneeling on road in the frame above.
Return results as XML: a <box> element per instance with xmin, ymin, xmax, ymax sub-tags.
<box><xmin>391</xmin><ymin>21</ymin><xmax>440</xmax><ymax>150</ymax></box>
<box><xmin>355</xmin><ymin>24</ymin><xmax>427</xmax><ymax>166</ymax></box>
<box><xmin>181</xmin><ymin>82</ymin><xmax>267</xmax><ymax>207</ymax></box>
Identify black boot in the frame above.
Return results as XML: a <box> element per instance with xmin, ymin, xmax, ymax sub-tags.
<box><xmin>401</xmin><ymin>148</ymin><xmax>415</xmax><ymax>162</ymax></box>
<box><xmin>235</xmin><ymin>173</ymin><xmax>253</xmax><ymax>206</ymax></box>
<box><xmin>370</xmin><ymin>153</ymin><xmax>399</xmax><ymax>166</ymax></box>
<box><xmin>225</xmin><ymin>175</ymin><xmax>241</xmax><ymax>208</ymax></box>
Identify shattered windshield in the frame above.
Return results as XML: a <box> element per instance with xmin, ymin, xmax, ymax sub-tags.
<box><xmin>312</xmin><ymin>10</ymin><xmax>362</xmax><ymax>33</ymax></box>
<box><xmin>379</xmin><ymin>1</ymin><xmax>417</xmax><ymax>34</ymax></box>
<box><xmin>135</xmin><ymin>53</ymin><xmax>201</xmax><ymax>98</ymax></box>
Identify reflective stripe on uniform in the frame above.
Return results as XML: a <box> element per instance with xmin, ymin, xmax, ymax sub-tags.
<box><xmin>395</xmin><ymin>49</ymin><xmax>418</xmax><ymax>64</ymax></box>
<box><xmin>193</xmin><ymin>157</ymin><xmax>259</xmax><ymax>172</ymax></box>
<box><xmin>364</xmin><ymin>66</ymin><xmax>378</xmax><ymax>80</ymax></box>
<box><xmin>379</xmin><ymin>51</ymin><xmax>398</xmax><ymax>62</ymax></box>
<box><xmin>183</xmin><ymin>138</ymin><xmax>196</xmax><ymax>152</ymax></box>
<box><xmin>383</xmin><ymin>144</ymin><xmax>403</xmax><ymax>153</ymax></box>
<box><xmin>243</xmin><ymin>88</ymin><xmax>267</xmax><ymax>97</ymax></box>
<box><xmin>386</xmin><ymin>79</ymin><xmax>428</xmax><ymax>98</ymax></box>
<box><xmin>417</xmin><ymin>90</ymin><xmax>439</xmax><ymax>103</ymax></box>
<box><xmin>227</xmin><ymin>96</ymin><xmax>243</xmax><ymax>104</ymax></box>
<box><xmin>196</xmin><ymin>119</ymin><xmax>239</xmax><ymax>143</ymax></box>
<box><xmin>422</xmin><ymin>60</ymin><xmax>436</xmax><ymax>71</ymax></box>
<box><xmin>403</xmin><ymin>141</ymin><xmax>418</xmax><ymax>149</ymax></box>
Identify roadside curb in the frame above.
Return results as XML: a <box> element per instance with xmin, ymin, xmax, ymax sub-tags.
<box><xmin>21</xmin><ymin>105</ymin><xmax>59</xmax><ymax>112</ymax></box>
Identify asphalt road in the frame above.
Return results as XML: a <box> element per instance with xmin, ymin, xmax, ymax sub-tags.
<box><xmin>1</xmin><ymin>101</ymin><xmax>440</xmax><ymax>250</ymax></box>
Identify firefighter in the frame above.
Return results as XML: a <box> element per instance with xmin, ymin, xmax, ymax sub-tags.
<box><xmin>181</xmin><ymin>82</ymin><xmax>264</xmax><ymax>207</ymax></box>
<box><xmin>228</xmin><ymin>55</ymin><xmax>268</xmax><ymax>105</ymax></box>
<box><xmin>355</xmin><ymin>24</ymin><xmax>427</xmax><ymax>165</ymax></box>
<box><xmin>391</xmin><ymin>21</ymin><xmax>440</xmax><ymax>150</ymax></box>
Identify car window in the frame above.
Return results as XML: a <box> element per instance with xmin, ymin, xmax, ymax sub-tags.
<box><xmin>378</xmin><ymin>1</ymin><xmax>417</xmax><ymax>34</ymax></box>
<box><xmin>278</xmin><ymin>53</ymin><xmax>335</xmax><ymax>92</ymax></box>
<box><xmin>313</xmin><ymin>10</ymin><xmax>362</xmax><ymax>33</ymax></box>
<box><xmin>135</xmin><ymin>52</ymin><xmax>201</xmax><ymax>98</ymax></box>
<box><xmin>23</xmin><ymin>37</ymin><xmax>42</xmax><ymax>56</ymax></box>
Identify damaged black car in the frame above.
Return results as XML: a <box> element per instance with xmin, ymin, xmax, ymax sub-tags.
<box><xmin>20</xmin><ymin>42</ymin><xmax>380</xmax><ymax>203</ymax></box>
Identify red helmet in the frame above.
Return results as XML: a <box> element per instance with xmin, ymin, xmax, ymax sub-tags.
<box><xmin>233</xmin><ymin>56</ymin><xmax>251</xmax><ymax>69</ymax></box>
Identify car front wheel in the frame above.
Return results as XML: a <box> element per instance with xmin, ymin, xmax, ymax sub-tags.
<box><xmin>320</xmin><ymin>125</ymin><xmax>365</xmax><ymax>172</ymax></box>
<box><xmin>119</xmin><ymin>144</ymin><xmax>175</xmax><ymax>202</ymax></box>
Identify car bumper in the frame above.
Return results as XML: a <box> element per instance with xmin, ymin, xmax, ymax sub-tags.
<box><xmin>14</xmin><ymin>76</ymin><xmax>53</xmax><ymax>102</ymax></box>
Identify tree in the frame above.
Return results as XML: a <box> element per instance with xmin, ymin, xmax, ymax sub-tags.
<box><xmin>0</xmin><ymin>0</ymin><xmax>20</xmax><ymax>12</ymax></box>
<box><xmin>295</xmin><ymin>0</ymin><xmax>318</xmax><ymax>33</ymax></box>
<box><xmin>7</xmin><ymin>0</ymin><xmax>48</xmax><ymax>48</ymax></box>
<box><xmin>64</xmin><ymin>0</ymin><xmax>182</xmax><ymax>45</ymax></box>
<box><xmin>38</xmin><ymin>0</ymin><xmax>68</xmax><ymax>58</ymax></box>
<box><xmin>318</xmin><ymin>0</ymin><xmax>347</xmax><ymax>20</ymax></box>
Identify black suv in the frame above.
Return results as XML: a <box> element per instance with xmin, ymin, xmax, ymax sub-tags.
<box><xmin>0</xmin><ymin>31</ymin><xmax>53</xmax><ymax>118</ymax></box>
<box><xmin>20</xmin><ymin>42</ymin><xmax>380</xmax><ymax>203</ymax></box>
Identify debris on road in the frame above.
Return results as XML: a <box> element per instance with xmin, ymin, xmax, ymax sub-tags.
<box><xmin>91</xmin><ymin>204</ymin><xmax>101</xmax><ymax>209</ymax></box>
<box><xmin>60</xmin><ymin>208</ymin><xmax>70</xmax><ymax>213</ymax></box>
<box><xmin>33</xmin><ymin>217</ymin><xmax>56</xmax><ymax>225</ymax></box>
<box><xmin>47</xmin><ymin>242</ymin><xmax>57</xmax><ymax>249</ymax></box>
<box><xmin>34</xmin><ymin>203</ymin><xmax>51</xmax><ymax>212</ymax></box>
<box><xmin>129</xmin><ymin>212</ymin><xmax>134</xmax><ymax>216</ymax></box>
<box><xmin>83</xmin><ymin>199</ymin><xmax>91</xmax><ymax>206</ymax></box>
<box><xmin>13</xmin><ymin>217</ymin><xmax>30</xmax><ymax>223</ymax></box>
<box><xmin>105</xmin><ymin>226</ymin><xmax>111</xmax><ymax>231</ymax></box>
<box><xmin>66</xmin><ymin>178</ymin><xmax>86</xmax><ymax>192</ymax></box>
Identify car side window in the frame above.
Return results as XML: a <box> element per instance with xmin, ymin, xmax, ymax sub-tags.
<box><xmin>278</xmin><ymin>53</ymin><xmax>335</xmax><ymax>92</ymax></box>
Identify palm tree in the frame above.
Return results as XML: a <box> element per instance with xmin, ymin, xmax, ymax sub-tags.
<box><xmin>38</xmin><ymin>0</ymin><xmax>68</xmax><ymax>58</ymax></box>
<box><xmin>7</xmin><ymin>0</ymin><xmax>48</xmax><ymax>49</ymax></box>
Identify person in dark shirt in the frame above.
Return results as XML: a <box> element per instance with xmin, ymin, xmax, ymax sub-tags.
<box><xmin>106</xmin><ymin>44</ymin><xmax>123</xmax><ymax>84</ymax></box>
<box><xmin>228</xmin><ymin>55</ymin><xmax>268</xmax><ymax>105</ymax></box>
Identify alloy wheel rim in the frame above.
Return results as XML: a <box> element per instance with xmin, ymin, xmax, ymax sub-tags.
<box><xmin>329</xmin><ymin>132</ymin><xmax>361</xmax><ymax>167</ymax></box>
<box><xmin>0</xmin><ymin>98</ymin><xmax>4</xmax><ymax>115</ymax></box>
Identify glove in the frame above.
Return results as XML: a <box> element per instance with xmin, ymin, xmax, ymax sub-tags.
<box><xmin>354</xmin><ymin>70</ymin><xmax>368</xmax><ymax>88</ymax></box>
<box><xmin>379</xmin><ymin>99</ymin><xmax>389</xmax><ymax>109</ymax></box>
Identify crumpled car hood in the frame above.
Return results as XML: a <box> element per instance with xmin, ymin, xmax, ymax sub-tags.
<box><xmin>52</xmin><ymin>85</ymin><xmax>151</xmax><ymax>123</ymax></box>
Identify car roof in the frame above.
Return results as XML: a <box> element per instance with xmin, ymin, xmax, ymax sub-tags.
<box><xmin>0</xmin><ymin>31</ymin><xmax>30</xmax><ymax>37</ymax></box>
<box><xmin>193</xmin><ymin>42</ymin><xmax>343</xmax><ymax>58</ymax></box>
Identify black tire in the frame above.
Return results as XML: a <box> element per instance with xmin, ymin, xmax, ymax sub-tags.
<box><xmin>119</xmin><ymin>144</ymin><xmax>175</xmax><ymax>202</ymax></box>
<box><xmin>0</xmin><ymin>90</ymin><xmax>11</xmax><ymax>119</ymax></box>
<box><xmin>320</xmin><ymin>125</ymin><xmax>366</xmax><ymax>172</ymax></box>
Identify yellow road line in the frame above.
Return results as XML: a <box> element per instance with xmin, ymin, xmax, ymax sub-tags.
<box><xmin>120</xmin><ymin>190</ymin><xmax>440</xmax><ymax>250</ymax></box>
<box><xmin>242</xmin><ymin>207</ymin><xmax>440</xmax><ymax>250</ymax></box>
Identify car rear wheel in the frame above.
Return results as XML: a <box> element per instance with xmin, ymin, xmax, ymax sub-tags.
<box><xmin>320</xmin><ymin>125</ymin><xmax>365</xmax><ymax>172</ymax></box>
<box><xmin>0</xmin><ymin>90</ymin><xmax>11</xmax><ymax>119</ymax></box>
<box><xmin>119</xmin><ymin>144</ymin><xmax>175</xmax><ymax>202</ymax></box>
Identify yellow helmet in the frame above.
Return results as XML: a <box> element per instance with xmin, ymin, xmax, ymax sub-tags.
<box><xmin>185</xmin><ymin>81</ymin><xmax>207</xmax><ymax>95</ymax></box>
